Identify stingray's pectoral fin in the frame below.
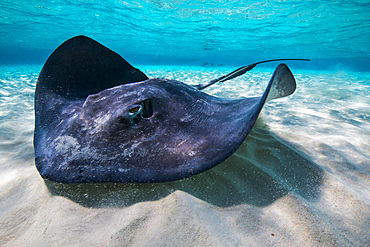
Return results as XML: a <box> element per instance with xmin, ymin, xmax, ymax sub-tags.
<box><xmin>264</xmin><ymin>63</ymin><xmax>296</xmax><ymax>102</ymax></box>
<box><xmin>37</xmin><ymin>35</ymin><xmax>148</xmax><ymax>99</ymax></box>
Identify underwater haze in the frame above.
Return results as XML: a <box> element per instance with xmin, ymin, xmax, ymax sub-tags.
<box><xmin>0</xmin><ymin>1</ymin><xmax>369</xmax><ymax>246</ymax></box>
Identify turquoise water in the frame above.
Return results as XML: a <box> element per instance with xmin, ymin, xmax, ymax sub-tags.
<box><xmin>1</xmin><ymin>0</ymin><xmax>369</xmax><ymax>71</ymax></box>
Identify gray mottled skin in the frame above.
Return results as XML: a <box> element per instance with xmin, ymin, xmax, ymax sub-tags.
<box><xmin>34</xmin><ymin>36</ymin><xmax>296</xmax><ymax>183</ymax></box>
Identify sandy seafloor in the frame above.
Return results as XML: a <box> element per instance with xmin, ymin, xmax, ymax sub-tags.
<box><xmin>0</xmin><ymin>64</ymin><xmax>369</xmax><ymax>246</ymax></box>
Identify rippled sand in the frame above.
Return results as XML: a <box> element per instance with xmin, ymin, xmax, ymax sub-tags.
<box><xmin>0</xmin><ymin>65</ymin><xmax>369</xmax><ymax>246</ymax></box>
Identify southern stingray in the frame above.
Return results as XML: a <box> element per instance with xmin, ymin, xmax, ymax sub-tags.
<box><xmin>34</xmin><ymin>35</ymin><xmax>308</xmax><ymax>183</ymax></box>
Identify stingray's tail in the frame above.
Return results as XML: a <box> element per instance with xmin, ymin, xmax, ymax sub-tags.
<box><xmin>263</xmin><ymin>63</ymin><xmax>296</xmax><ymax>103</ymax></box>
<box><xmin>195</xmin><ymin>58</ymin><xmax>308</xmax><ymax>90</ymax></box>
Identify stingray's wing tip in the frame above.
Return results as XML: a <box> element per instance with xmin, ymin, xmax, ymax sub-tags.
<box><xmin>265</xmin><ymin>63</ymin><xmax>296</xmax><ymax>102</ymax></box>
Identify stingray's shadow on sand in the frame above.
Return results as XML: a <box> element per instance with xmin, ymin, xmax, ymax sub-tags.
<box><xmin>45</xmin><ymin>127</ymin><xmax>324</xmax><ymax>208</ymax></box>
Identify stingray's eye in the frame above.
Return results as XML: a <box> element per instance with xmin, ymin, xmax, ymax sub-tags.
<box><xmin>125</xmin><ymin>100</ymin><xmax>152</xmax><ymax>121</ymax></box>
<box><xmin>128</xmin><ymin>105</ymin><xmax>142</xmax><ymax>117</ymax></box>
<box><xmin>129</xmin><ymin>106</ymin><xmax>141</xmax><ymax>114</ymax></box>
